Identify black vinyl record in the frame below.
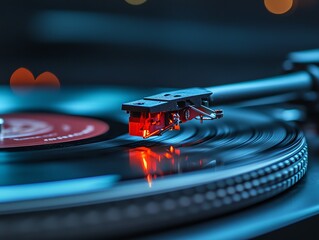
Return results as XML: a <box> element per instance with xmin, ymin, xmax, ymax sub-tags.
<box><xmin>0</xmin><ymin>88</ymin><xmax>308</xmax><ymax>239</ymax></box>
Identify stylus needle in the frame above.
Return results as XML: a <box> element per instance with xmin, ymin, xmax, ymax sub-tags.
<box><xmin>0</xmin><ymin>118</ymin><xmax>4</xmax><ymax>141</ymax></box>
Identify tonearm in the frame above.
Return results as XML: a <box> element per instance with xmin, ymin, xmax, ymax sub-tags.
<box><xmin>122</xmin><ymin>49</ymin><xmax>319</xmax><ymax>138</ymax></box>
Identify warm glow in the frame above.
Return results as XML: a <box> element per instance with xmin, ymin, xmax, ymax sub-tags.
<box><xmin>142</xmin><ymin>156</ymin><xmax>148</xmax><ymax>170</ymax></box>
<box><xmin>129</xmin><ymin>147</ymin><xmax>214</xmax><ymax>188</ymax></box>
<box><xmin>147</xmin><ymin>174</ymin><xmax>152</xmax><ymax>188</ymax></box>
<box><xmin>143</xmin><ymin>130</ymin><xmax>149</xmax><ymax>138</ymax></box>
<box><xmin>125</xmin><ymin>0</ymin><xmax>147</xmax><ymax>5</ymax></box>
<box><xmin>129</xmin><ymin>146</ymin><xmax>181</xmax><ymax>188</ymax></box>
<box><xmin>170</xmin><ymin>146</ymin><xmax>174</xmax><ymax>153</ymax></box>
<box><xmin>264</xmin><ymin>0</ymin><xmax>294</xmax><ymax>14</ymax></box>
<box><xmin>10</xmin><ymin>67</ymin><xmax>60</xmax><ymax>92</ymax></box>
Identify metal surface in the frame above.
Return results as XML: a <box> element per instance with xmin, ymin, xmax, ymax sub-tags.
<box><xmin>207</xmin><ymin>71</ymin><xmax>313</xmax><ymax>105</ymax></box>
<box><xmin>122</xmin><ymin>88</ymin><xmax>211</xmax><ymax>113</ymax></box>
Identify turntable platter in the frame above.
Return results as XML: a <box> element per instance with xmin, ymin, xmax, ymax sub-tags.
<box><xmin>0</xmin><ymin>103</ymin><xmax>308</xmax><ymax>238</ymax></box>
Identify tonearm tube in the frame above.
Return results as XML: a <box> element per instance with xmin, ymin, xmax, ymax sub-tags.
<box><xmin>122</xmin><ymin>49</ymin><xmax>319</xmax><ymax>138</ymax></box>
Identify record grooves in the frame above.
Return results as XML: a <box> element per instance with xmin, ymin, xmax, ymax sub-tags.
<box><xmin>0</xmin><ymin>106</ymin><xmax>308</xmax><ymax>239</ymax></box>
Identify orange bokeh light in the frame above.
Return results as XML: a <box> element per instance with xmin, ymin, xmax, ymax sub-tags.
<box><xmin>125</xmin><ymin>0</ymin><xmax>147</xmax><ymax>6</ymax></box>
<box><xmin>264</xmin><ymin>0</ymin><xmax>294</xmax><ymax>14</ymax></box>
<box><xmin>10</xmin><ymin>67</ymin><xmax>60</xmax><ymax>92</ymax></box>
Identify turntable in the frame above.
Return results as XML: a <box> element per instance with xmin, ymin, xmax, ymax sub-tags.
<box><xmin>1</xmin><ymin>1</ymin><xmax>319</xmax><ymax>238</ymax></box>
<box><xmin>0</xmin><ymin>47</ymin><xmax>318</xmax><ymax>239</ymax></box>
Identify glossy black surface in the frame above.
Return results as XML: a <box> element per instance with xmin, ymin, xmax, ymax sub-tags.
<box><xmin>0</xmin><ymin>88</ymin><xmax>304</xmax><ymax>188</ymax></box>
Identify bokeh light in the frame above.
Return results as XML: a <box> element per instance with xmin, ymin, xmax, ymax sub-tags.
<box><xmin>10</xmin><ymin>67</ymin><xmax>60</xmax><ymax>93</ymax></box>
<box><xmin>125</xmin><ymin>0</ymin><xmax>147</xmax><ymax>6</ymax></box>
<box><xmin>264</xmin><ymin>0</ymin><xmax>294</xmax><ymax>14</ymax></box>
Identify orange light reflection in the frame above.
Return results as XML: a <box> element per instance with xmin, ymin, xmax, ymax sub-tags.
<box><xmin>129</xmin><ymin>146</ymin><xmax>214</xmax><ymax>188</ymax></box>
<box><xmin>129</xmin><ymin>146</ymin><xmax>181</xmax><ymax>188</ymax></box>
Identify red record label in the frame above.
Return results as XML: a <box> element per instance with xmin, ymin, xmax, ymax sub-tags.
<box><xmin>0</xmin><ymin>113</ymin><xmax>109</xmax><ymax>148</ymax></box>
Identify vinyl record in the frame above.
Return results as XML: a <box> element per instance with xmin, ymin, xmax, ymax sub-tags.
<box><xmin>0</xmin><ymin>96</ymin><xmax>308</xmax><ymax>239</ymax></box>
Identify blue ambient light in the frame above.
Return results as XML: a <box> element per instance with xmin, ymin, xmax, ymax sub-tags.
<box><xmin>0</xmin><ymin>175</ymin><xmax>119</xmax><ymax>203</ymax></box>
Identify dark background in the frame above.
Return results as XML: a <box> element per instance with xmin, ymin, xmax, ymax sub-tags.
<box><xmin>0</xmin><ymin>0</ymin><xmax>319</xmax><ymax>88</ymax></box>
